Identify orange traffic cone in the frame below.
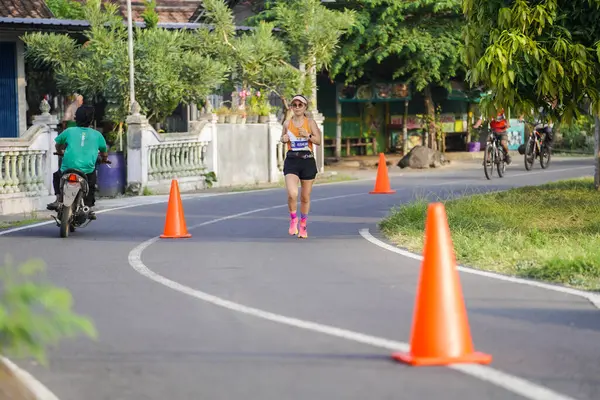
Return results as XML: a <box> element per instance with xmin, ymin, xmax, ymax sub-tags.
<box><xmin>160</xmin><ymin>179</ymin><xmax>192</xmax><ymax>239</ymax></box>
<box><xmin>392</xmin><ymin>202</ymin><xmax>492</xmax><ymax>366</ymax></box>
<box><xmin>369</xmin><ymin>153</ymin><xmax>396</xmax><ymax>194</ymax></box>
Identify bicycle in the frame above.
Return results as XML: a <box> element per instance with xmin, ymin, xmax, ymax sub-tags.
<box><xmin>483</xmin><ymin>130</ymin><xmax>507</xmax><ymax>180</ymax></box>
<box><xmin>523</xmin><ymin>122</ymin><xmax>551</xmax><ymax>170</ymax></box>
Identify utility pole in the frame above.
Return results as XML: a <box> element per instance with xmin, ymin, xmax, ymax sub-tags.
<box><xmin>126</xmin><ymin>0</ymin><xmax>135</xmax><ymax>110</ymax></box>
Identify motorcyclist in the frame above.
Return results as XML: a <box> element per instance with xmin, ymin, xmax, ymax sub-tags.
<box><xmin>473</xmin><ymin>108</ymin><xmax>512</xmax><ymax>165</ymax></box>
<box><xmin>46</xmin><ymin>105</ymin><xmax>108</xmax><ymax>219</ymax></box>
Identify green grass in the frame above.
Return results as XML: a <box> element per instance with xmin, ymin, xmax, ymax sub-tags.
<box><xmin>379</xmin><ymin>177</ymin><xmax>600</xmax><ymax>292</ymax></box>
<box><xmin>0</xmin><ymin>218</ymin><xmax>43</xmax><ymax>230</ymax></box>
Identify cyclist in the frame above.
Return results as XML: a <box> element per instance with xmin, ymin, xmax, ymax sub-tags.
<box><xmin>534</xmin><ymin>108</ymin><xmax>554</xmax><ymax>148</ymax></box>
<box><xmin>473</xmin><ymin>108</ymin><xmax>512</xmax><ymax>165</ymax></box>
<box><xmin>518</xmin><ymin>107</ymin><xmax>554</xmax><ymax>149</ymax></box>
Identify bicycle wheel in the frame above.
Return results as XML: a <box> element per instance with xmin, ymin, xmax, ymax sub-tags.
<box><xmin>497</xmin><ymin>147</ymin><xmax>506</xmax><ymax>177</ymax></box>
<box><xmin>484</xmin><ymin>143</ymin><xmax>494</xmax><ymax>180</ymax></box>
<box><xmin>524</xmin><ymin>137</ymin><xmax>535</xmax><ymax>170</ymax></box>
<box><xmin>540</xmin><ymin>143</ymin><xmax>551</xmax><ymax>169</ymax></box>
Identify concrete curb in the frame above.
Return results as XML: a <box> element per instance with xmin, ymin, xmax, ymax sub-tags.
<box><xmin>0</xmin><ymin>357</ymin><xmax>59</xmax><ymax>400</ymax></box>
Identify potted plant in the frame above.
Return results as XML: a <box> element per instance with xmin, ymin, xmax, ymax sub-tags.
<box><xmin>228</xmin><ymin>107</ymin><xmax>239</xmax><ymax>124</ymax></box>
<box><xmin>246</xmin><ymin>104</ymin><xmax>259</xmax><ymax>123</ymax></box>
<box><xmin>237</xmin><ymin>108</ymin><xmax>247</xmax><ymax>124</ymax></box>
<box><xmin>258</xmin><ymin>103</ymin><xmax>271</xmax><ymax>123</ymax></box>
<box><xmin>216</xmin><ymin>106</ymin><xmax>229</xmax><ymax>123</ymax></box>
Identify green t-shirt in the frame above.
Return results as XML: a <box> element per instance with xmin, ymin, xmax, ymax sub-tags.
<box><xmin>55</xmin><ymin>127</ymin><xmax>107</xmax><ymax>174</ymax></box>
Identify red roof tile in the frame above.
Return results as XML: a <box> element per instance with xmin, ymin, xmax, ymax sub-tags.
<box><xmin>0</xmin><ymin>0</ymin><xmax>54</xmax><ymax>19</ymax></box>
<box><xmin>99</xmin><ymin>0</ymin><xmax>202</xmax><ymax>23</ymax></box>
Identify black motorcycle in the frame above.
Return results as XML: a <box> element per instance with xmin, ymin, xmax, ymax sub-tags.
<box><xmin>51</xmin><ymin>152</ymin><xmax>111</xmax><ymax>238</ymax></box>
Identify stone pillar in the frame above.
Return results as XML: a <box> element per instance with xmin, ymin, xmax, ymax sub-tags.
<box><xmin>335</xmin><ymin>83</ymin><xmax>342</xmax><ymax>160</ymax></box>
<box><xmin>595</xmin><ymin>115</ymin><xmax>599</xmax><ymax>190</ymax></box>
<box><xmin>268</xmin><ymin>114</ymin><xmax>282</xmax><ymax>183</ymax></box>
<box><xmin>33</xmin><ymin>99</ymin><xmax>59</xmax><ymax>195</ymax></box>
<box><xmin>198</xmin><ymin>113</ymin><xmax>218</xmax><ymax>184</ymax></box>
<box><xmin>125</xmin><ymin>102</ymin><xmax>151</xmax><ymax>195</ymax></box>
<box><xmin>312</xmin><ymin>111</ymin><xmax>325</xmax><ymax>173</ymax></box>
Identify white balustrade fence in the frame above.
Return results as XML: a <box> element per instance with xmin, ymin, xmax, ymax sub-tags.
<box><xmin>0</xmin><ymin>150</ymin><xmax>47</xmax><ymax>194</ymax></box>
<box><xmin>127</xmin><ymin>111</ymin><xmax>288</xmax><ymax>194</ymax></box>
<box><xmin>0</xmin><ymin>112</ymin><xmax>58</xmax><ymax>215</ymax></box>
<box><xmin>147</xmin><ymin>141</ymin><xmax>209</xmax><ymax>182</ymax></box>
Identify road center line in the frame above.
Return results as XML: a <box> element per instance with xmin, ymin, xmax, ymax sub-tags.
<box><xmin>127</xmin><ymin>194</ymin><xmax>578</xmax><ymax>400</ymax></box>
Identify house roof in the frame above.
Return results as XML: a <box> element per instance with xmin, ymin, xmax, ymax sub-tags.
<box><xmin>73</xmin><ymin>0</ymin><xmax>204</xmax><ymax>24</ymax></box>
<box><xmin>188</xmin><ymin>0</ymin><xmax>241</xmax><ymax>23</ymax></box>
<box><xmin>0</xmin><ymin>16</ymin><xmax>255</xmax><ymax>33</ymax></box>
<box><xmin>0</xmin><ymin>0</ymin><xmax>54</xmax><ymax>19</ymax></box>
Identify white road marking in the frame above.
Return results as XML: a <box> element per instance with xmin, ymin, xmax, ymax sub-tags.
<box><xmin>127</xmin><ymin>198</ymin><xmax>578</xmax><ymax>400</ymax></box>
<box><xmin>1</xmin><ymin>163</ymin><xmax>592</xmax><ymax>400</ymax></box>
<box><xmin>0</xmin><ymin>357</ymin><xmax>59</xmax><ymax>400</ymax></box>
<box><xmin>359</xmin><ymin>229</ymin><xmax>600</xmax><ymax>310</ymax></box>
<box><xmin>508</xmin><ymin>165</ymin><xmax>590</xmax><ymax>178</ymax></box>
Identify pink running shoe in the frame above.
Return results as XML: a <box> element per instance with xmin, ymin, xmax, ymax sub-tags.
<box><xmin>298</xmin><ymin>221</ymin><xmax>308</xmax><ymax>239</ymax></box>
<box><xmin>289</xmin><ymin>217</ymin><xmax>298</xmax><ymax>236</ymax></box>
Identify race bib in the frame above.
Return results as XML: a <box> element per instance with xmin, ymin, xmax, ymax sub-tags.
<box><xmin>288</xmin><ymin>129</ymin><xmax>310</xmax><ymax>151</ymax></box>
<box><xmin>291</xmin><ymin>139</ymin><xmax>309</xmax><ymax>150</ymax></box>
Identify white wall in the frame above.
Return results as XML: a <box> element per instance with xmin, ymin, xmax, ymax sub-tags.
<box><xmin>214</xmin><ymin>123</ymin><xmax>270</xmax><ymax>187</ymax></box>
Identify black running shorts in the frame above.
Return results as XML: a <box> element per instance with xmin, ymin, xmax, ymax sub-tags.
<box><xmin>283</xmin><ymin>151</ymin><xmax>318</xmax><ymax>181</ymax></box>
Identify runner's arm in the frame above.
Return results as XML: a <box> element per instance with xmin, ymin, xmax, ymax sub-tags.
<box><xmin>280</xmin><ymin>120</ymin><xmax>290</xmax><ymax>143</ymax></box>
<box><xmin>308</xmin><ymin>119</ymin><xmax>322</xmax><ymax>145</ymax></box>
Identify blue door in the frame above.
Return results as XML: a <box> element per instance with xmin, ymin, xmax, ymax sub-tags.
<box><xmin>0</xmin><ymin>41</ymin><xmax>19</xmax><ymax>138</ymax></box>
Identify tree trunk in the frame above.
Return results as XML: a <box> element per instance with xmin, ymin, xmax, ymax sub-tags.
<box><xmin>595</xmin><ymin>115</ymin><xmax>600</xmax><ymax>190</ymax></box>
<box><xmin>335</xmin><ymin>83</ymin><xmax>342</xmax><ymax>159</ymax></box>
<box><xmin>299</xmin><ymin>62</ymin><xmax>306</xmax><ymax>93</ymax></box>
<box><xmin>467</xmin><ymin>103</ymin><xmax>475</xmax><ymax>143</ymax></box>
<box><xmin>310</xmin><ymin>55</ymin><xmax>318</xmax><ymax>111</ymax></box>
<box><xmin>423</xmin><ymin>85</ymin><xmax>437</xmax><ymax>150</ymax></box>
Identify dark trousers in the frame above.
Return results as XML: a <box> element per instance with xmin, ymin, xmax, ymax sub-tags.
<box><xmin>53</xmin><ymin>170</ymin><xmax>97</xmax><ymax>207</ymax></box>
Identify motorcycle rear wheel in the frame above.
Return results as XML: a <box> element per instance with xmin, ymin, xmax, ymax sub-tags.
<box><xmin>60</xmin><ymin>206</ymin><xmax>72</xmax><ymax>238</ymax></box>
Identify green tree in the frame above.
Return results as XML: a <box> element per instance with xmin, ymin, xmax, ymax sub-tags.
<box><xmin>215</xmin><ymin>0</ymin><xmax>356</xmax><ymax>115</ymax></box>
<box><xmin>328</xmin><ymin>0</ymin><xmax>465</xmax><ymax>150</ymax></box>
<box><xmin>46</xmin><ymin>0</ymin><xmax>85</xmax><ymax>20</ymax></box>
<box><xmin>463</xmin><ymin>0</ymin><xmax>600</xmax><ymax>188</ymax></box>
<box><xmin>201</xmin><ymin>0</ymin><xmax>302</xmax><ymax>111</ymax></box>
<box><xmin>23</xmin><ymin>0</ymin><xmax>227</xmax><ymax>136</ymax></box>
<box><xmin>259</xmin><ymin>0</ymin><xmax>356</xmax><ymax>111</ymax></box>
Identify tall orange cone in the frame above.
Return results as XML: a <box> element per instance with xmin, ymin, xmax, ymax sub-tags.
<box><xmin>160</xmin><ymin>179</ymin><xmax>192</xmax><ymax>239</ymax></box>
<box><xmin>392</xmin><ymin>202</ymin><xmax>492</xmax><ymax>366</ymax></box>
<box><xmin>369</xmin><ymin>153</ymin><xmax>396</xmax><ymax>194</ymax></box>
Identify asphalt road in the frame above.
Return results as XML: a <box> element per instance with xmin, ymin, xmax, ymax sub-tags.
<box><xmin>1</xmin><ymin>157</ymin><xmax>599</xmax><ymax>400</ymax></box>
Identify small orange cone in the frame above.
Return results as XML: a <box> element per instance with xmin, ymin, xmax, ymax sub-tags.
<box><xmin>392</xmin><ymin>202</ymin><xmax>492</xmax><ymax>366</ymax></box>
<box><xmin>160</xmin><ymin>179</ymin><xmax>192</xmax><ymax>239</ymax></box>
<box><xmin>369</xmin><ymin>153</ymin><xmax>396</xmax><ymax>194</ymax></box>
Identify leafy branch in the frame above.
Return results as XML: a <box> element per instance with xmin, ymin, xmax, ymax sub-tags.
<box><xmin>0</xmin><ymin>256</ymin><xmax>96</xmax><ymax>366</ymax></box>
